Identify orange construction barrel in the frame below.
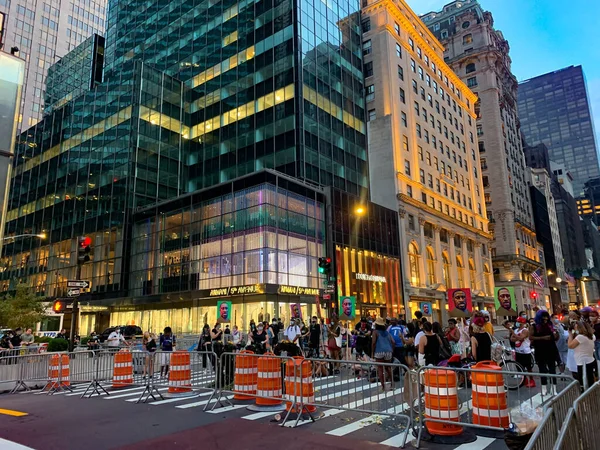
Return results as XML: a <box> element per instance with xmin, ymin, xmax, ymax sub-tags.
<box><xmin>423</xmin><ymin>368</ymin><xmax>463</xmax><ymax>436</ymax></box>
<box><xmin>284</xmin><ymin>357</ymin><xmax>316</xmax><ymax>414</ymax></box>
<box><xmin>46</xmin><ymin>354</ymin><xmax>70</xmax><ymax>390</ymax></box>
<box><xmin>233</xmin><ymin>350</ymin><xmax>258</xmax><ymax>400</ymax></box>
<box><xmin>167</xmin><ymin>351</ymin><xmax>193</xmax><ymax>397</ymax></box>
<box><xmin>471</xmin><ymin>361</ymin><xmax>509</xmax><ymax>428</ymax></box>
<box><xmin>112</xmin><ymin>349</ymin><xmax>133</xmax><ymax>388</ymax></box>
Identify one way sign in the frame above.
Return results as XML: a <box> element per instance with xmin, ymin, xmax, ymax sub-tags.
<box><xmin>67</xmin><ymin>280</ymin><xmax>90</xmax><ymax>289</ymax></box>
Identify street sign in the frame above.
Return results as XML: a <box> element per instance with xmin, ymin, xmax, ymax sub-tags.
<box><xmin>323</xmin><ymin>294</ymin><xmax>331</xmax><ymax>300</ymax></box>
<box><xmin>67</xmin><ymin>280</ymin><xmax>90</xmax><ymax>289</ymax></box>
<box><xmin>67</xmin><ymin>288</ymin><xmax>81</xmax><ymax>298</ymax></box>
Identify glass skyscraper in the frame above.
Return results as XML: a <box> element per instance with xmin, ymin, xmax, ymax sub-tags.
<box><xmin>1</xmin><ymin>0</ymin><xmax>369</xmax><ymax>316</ymax></box>
<box><xmin>519</xmin><ymin>65</ymin><xmax>600</xmax><ymax>197</ymax></box>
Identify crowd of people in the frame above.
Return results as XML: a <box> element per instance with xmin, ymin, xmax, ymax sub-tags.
<box><xmin>0</xmin><ymin>328</ymin><xmax>36</xmax><ymax>352</ymax></box>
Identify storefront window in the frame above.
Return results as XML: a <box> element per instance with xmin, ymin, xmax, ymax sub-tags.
<box><xmin>409</xmin><ymin>243</ymin><xmax>420</xmax><ymax>286</ymax></box>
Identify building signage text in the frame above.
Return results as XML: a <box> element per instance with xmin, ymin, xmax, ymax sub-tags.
<box><xmin>278</xmin><ymin>285</ymin><xmax>321</xmax><ymax>296</ymax></box>
<box><xmin>209</xmin><ymin>284</ymin><xmax>265</xmax><ymax>297</ymax></box>
<box><xmin>355</xmin><ymin>273</ymin><xmax>387</xmax><ymax>283</ymax></box>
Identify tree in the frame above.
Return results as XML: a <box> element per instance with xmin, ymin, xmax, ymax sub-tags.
<box><xmin>0</xmin><ymin>284</ymin><xmax>46</xmax><ymax>329</ymax></box>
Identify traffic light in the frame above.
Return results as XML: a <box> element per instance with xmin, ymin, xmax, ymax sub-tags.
<box><xmin>52</xmin><ymin>300</ymin><xmax>65</xmax><ymax>313</ymax></box>
<box><xmin>77</xmin><ymin>236</ymin><xmax>92</xmax><ymax>264</ymax></box>
<box><xmin>530</xmin><ymin>291</ymin><xmax>538</xmax><ymax>300</ymax></box>
<box><xmin>318</xmin><ymin>257</ymin><xmax>332</xmax><ymax>275</ymax></box>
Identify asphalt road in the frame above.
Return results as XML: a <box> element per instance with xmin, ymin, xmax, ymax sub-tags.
<box><xmin>0</xmin><ymin>393</ymin><xmax>395</xmax><ymax>450</ymax></box>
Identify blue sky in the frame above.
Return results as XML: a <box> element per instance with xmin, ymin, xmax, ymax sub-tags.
<box><xmin>413</xmin><ymin>0</ymin><xmax>600</xmax><ymax>137</ymax></box>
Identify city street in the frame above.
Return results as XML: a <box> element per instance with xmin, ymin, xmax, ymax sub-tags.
<box><xmin>0</xmin><ymin>359</ymin><xmax>556</xmax><ymax>450</ymax></box>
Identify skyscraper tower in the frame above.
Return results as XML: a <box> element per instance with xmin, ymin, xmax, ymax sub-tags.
<box><xmin>0</xmin><ymin>0</ymin><xmax>107</xmax><ymax>130</ymax></box>
<box><xmin>422</xmin><ymin>0</ymin><xmax>545</xmax><ymax>311</ymax></box>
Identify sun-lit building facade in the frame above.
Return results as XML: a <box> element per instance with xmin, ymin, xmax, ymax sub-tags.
<box><xmin>362</xmin><ymin>0</ymin><xmax>494</xmax><ymax>323</ymax></box>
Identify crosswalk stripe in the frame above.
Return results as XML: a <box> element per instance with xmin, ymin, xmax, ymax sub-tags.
<box><xmin>243</xmin><ymin>411</ymin><xmax>276</xmax><ymax>420</ymax></box>
<box><xmin>454</xmin><ymin>436</ymin><xmax>496</xmax><ymax>450</ymax></box>
<box><xmin>175</xmin><ymin>395</ymin><xmax>233</xmax><ymax>409</ymax></box>
<box><xmin>105</xmin><ymin>388</ymin><xmax>167</xmax><ymax>399</ymax></box>
<box><xmin>206</xmin><ymin>404</ymin><xmax>248</xmax><ymax>413</ymax></box>
<box><xmin>327</xmin><ymin>401</ymin><xmax>407</xmax><ymax>436</ymax></box>
<box><xmin>127</xmin><ymin>392</ymin><xmax>209</xmax><ymax>404</ymax></box>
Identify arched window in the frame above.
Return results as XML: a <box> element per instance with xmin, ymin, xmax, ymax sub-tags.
<box><xmin>483</xmin><ymin>264</ymin><xmax>492</xmax><ymax>296</ymax></box>
<box><xmin>426</xmin><ymin>248</ymin><xmax>436</xmax><ymax>286</ymax></box>
<box><xmin>469</xmin><ymin>259</ymin><xmax>476</xmax><ymax>290</ymax></box>
<box><xmin>442</xmin><ymin>252</ymin><xmax>451</xmax><ymax>288</ymax></box>
<box><xmin>466</xmin><ymin>63</ymin><xmax>476</xmax><ymax>74</ymax></box>
<box><xmin>456</xmin><ymin>257</ymin><xmax>465</xmax><ymax>288</ymax></box>
<box><xmin>409</xmin><ymin>243</ymin><xmax>421</xmax><ymax>286</ymax></box>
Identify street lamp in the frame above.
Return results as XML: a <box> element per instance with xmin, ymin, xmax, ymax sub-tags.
<box><xmin>556</xmin><ymin>277</ymin><xmax>562</xmax><ymax>283</ymax></box>
<box><xmin>1</xmin><ymin>233</ymin><xmax>46</xmax><ymax>242</ymax></box>
<box><xmin>355</xmin><ymin>206</ymin><xmax>366</xmax><ymax>216</ymax></box>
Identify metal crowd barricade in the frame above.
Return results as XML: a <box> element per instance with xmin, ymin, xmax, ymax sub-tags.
<box><xmin>207</xmin><ymin>352</ymin><xmax>296</xmax><ymax>416</ymax></box>
<box><xmin>1</xmin><ymin>352</ymin><xmax>53</xmax><ymax>393</ymax></box>
<box><xmin>133</xmin><ymin>350</ymin><xmax>219</xmax><ymax>404</ymax></box>
<box><xmin>554</xmin><ymin>408</ymin><xmax>581</xmax><ymax>450</ymax></box>
<box><xmin>414</xmin><ymin>364</ymin><xmax>574</xmax><ymax>448</ymax></box>
<box><xmin>302</xmin><ymin>356</ymin><xmax>412</xmax><ymax>446</ymax></box>
<box><xmin>544</xmin><ymin>380</ymin><xmax>580</xmax><ymax>431</ymax></box>
<box><xmin>573</xmin><ymin>381</ymin><xmax>600</xmax><ymax>450</ymax></box>
<box><xmin>523</xmin><ymin>407</ymin><xmax>559</xmax><ymax>450</ymax></box>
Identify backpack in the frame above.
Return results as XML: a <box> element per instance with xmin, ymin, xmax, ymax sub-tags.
<box><xmin>438</xmin><ymin>334</ymin><xmax>452</xmax><ymax>360</ymax></box>
<box><xmin>160</xmin><ymin>334</ymin><xmax>175</xmax><ymax>351</ymax></box>
<box><xmin>490</xmin><ymin>335</ymin><xmax>503</xmax><ymax>363</ymax></box>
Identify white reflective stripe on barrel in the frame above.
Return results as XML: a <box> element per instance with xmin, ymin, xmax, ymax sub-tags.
<box><xmin>424</xmin><ymin>386</ymin><xmax>458</xmax><ymax>396</ymax></box>
<box><xmin>256</xmin><ymin>389</ymin><xmax>282</xmax><ymax>397</ymax></box>
<box><xmin>425</xmin><ymin>408</ymin><xmax>460</xmax><ymax>419</ymax></box>
<box><xmin>114</xmin><ymin>362</ymin><xmax>132</xmax><ymax>368</ymax></box>
<box><xmin>472</xmin><ymin>407</ymin><xmax>509</xmax><ymax>418</ymax></box>
<box><xmin>258</xmin><ymin>371</ymin><xmax>280</xmax><ymax>378</ymax></box>
<box><xmin>472</xmin><ymin>383</ymin><xmax>506</xmax><ymax>394</ymax></box>
<box><xmin>234</xmin><ymin>384</ymin><xmax>257</xmax><ymax>392</ymax></box>
<box><xmin>169</xmin><ymin>365</ymin><xmax>190</xmax><ymax>372</ymax></box>
<box><xmin>235</xmin><ymin>367</ymin><xmax>258</xmax><ymax>374</ymax></box>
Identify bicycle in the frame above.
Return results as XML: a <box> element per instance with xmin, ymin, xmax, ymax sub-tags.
<box><xmin>494</xmin><ymin>338</ymin><xmax>526</xmax><ymax>389</ymax></box>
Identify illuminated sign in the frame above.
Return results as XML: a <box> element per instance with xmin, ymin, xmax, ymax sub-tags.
<box><xmin>278</xmin><ymin>285</ymin><xmax>321</xmax><ymax>296</ymax></box>
<box><xmin>355</xmin><ymin>273</ymin><xmax>387</xmax><ymax>283</ymax></box>
<box><xmin>209</xmin><ymin>284</ymin><xmax>265</xmax><ymax>297</ymax></box>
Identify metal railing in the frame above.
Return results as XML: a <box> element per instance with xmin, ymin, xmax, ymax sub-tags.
<box><xmin>524</xmin><ymin>407</ymin><xmax>559</xmax><ymax>450</ymax></box>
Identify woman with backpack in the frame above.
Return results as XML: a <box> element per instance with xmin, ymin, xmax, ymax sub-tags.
<box><xmin>371</xmin><ymin>317</ymin><xmax>395</xmax><ymax>391</ymax></box>
<box><xmin>418</xmin><ymin>322</ymin><xmax>441</xmax><ymax>366</ymax></box>
<box><xmin>433</xmin><ymin>322</ymin><xmax>452</xmax><ymax>361</ymax></box>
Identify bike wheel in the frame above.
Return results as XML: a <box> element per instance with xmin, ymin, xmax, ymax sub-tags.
<box><xmin>501</xmin><ymin>360</ymin><xmax>525</xmax><ymax>390</ymax></box>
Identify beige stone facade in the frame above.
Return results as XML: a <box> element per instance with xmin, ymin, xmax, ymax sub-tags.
<box><xmin>422</xmin><ymin>0</ymin><xmax>542</xmax><ymax>314</ymax></box>
<box><xmin>362</xmin><ymin>0</ymin><xmax>495</xmax><ymax>323</ymax></box>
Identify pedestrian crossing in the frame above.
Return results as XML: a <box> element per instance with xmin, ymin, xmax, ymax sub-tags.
<box><xmin>21</xmin><ymin>371</ymin><xmax>540</xmax><ymax>449</ymax></box>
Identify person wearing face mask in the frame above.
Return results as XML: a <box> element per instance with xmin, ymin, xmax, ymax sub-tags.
<box><xmin>552</xmin><ymin>315</ymin><xmax>568</xmax><ymax>372</ymax></box>
<box><xmin>250</xmin><ymin>322</ymin><xmax>269</xmax><ymax>353</ymax></box>
<box><xmin>529</xmin><ymin>310</ymin><xmax>559</xmax><ymax>395</ymax></box>
<box><xmin>512</xmin><ymin>316</ymin><xmax>535</xmax><ymax>387</ymax></box>
<box><xmin>285</xmin><ymin>319</ymin><xmax>301</xmax><ymax>347</ymax></box>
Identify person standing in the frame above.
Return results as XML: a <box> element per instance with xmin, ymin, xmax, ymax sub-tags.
<box><xmin>481</xmin><ymin>311</ymin><xmax>494</xmax><ymax>336</ymax></box>
<box><xmin>20</xmin><ymin>329</ymin><xmax>35</xmax><ymax>346</ymax></box>
<box><xmin>529</xmin><ymin>310</ymin><xmax>559</xmax><ymax>395</ymax></box>
<box><xmin>285</xmin><ymin>319</ymin><xmax>301</xmax><ymax>347</ymax></box>
<box><xmin>308</xmin><ymin>316</ymin><xmax>321</xmax><ymax>358</ymax></box>
<box><xmin>512</xmin><ymin>317</ymin><xmax>535</xmax><ymax>387</ymax></box>
<box><xmin>159</xmin><ymin>327</ymin><xmax>176</xmax><ymax>378</ymax></box>
<box><xmin>446</xmin><ymin>319</ymin><xmax>461</xmax><ymax>355</ymax></box>
<box><xmin>553</xmin><ymin>315</ymin><xmax>568</xmax><ymax>372</ymax></box>
<box><xmin>107</xmin><ymin>327</ymin><xmax>125</xmax><ymax>350</ymax></box>
<box><xmin>418</xmin><ymin>322</ymin><xmax>441</xmax><ymax>366</ymax></box>
<box><xmin>470</xmin><ymin>317</ymin><xmax>492</xmax><ymax>363</ymax></box>
<box><xmin>355</xmin><ymin>318</ymin><xmax>372</xmax><ymax>357</ymax></box>
<box><xmin>589</xmin><ymin>310</ymin><xmax>600</xmax><ymax>361</ymax></box>
<box><xmin>388</xmin><ymin>319</ymin><xmax>406</xmax><ymax>364</ymax></box>
<box><xmin>327</xmin><ymin>318</ymin><xmax>342</xmax><ymax>374</ymax></box>
<box><xmin>142</xmin><ymin>332</ymin><xmax>157</xmax><ymax>379</ymax></box>
<box><xmin>372</xmin><ymin>317</ymin><xmax>395</xmax><ymax>391</ymax></box>
<box><xmin>568</xmin><ymin>320</ymin><xmax>596</xmax><ymax>389</ymax></box>
<box><xmin>56</xmin><ymin>329</ymin><xmax>68</xmax><ymax>340</ymax></box>
<box><xmin>270</xmin><ymin>319</ymin><xmax>280</xmax><ymax>347</ymax></box>
<box><xmin>197</xmin><ymin>324</ymin><xmax>212</xmax><ymax>369</ymax></box>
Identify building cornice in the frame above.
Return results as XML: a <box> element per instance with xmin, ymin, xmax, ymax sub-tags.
<box><xmin>398</xmin><ymin>193</ymin><xmax>493</xmax><ymax>240</ymax></box>
<box><xmin>363</xmin><ymin>0</ymin><xmax>479</xmax><ymax>106</ymax></box>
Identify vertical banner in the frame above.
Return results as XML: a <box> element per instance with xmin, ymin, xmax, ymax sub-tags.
<box><xmin>448</xmin><ymin>288</ymin><xmax>473</xmax><ymax>318</ymax></box>
<box><xmin>217</xmin><ymin>300</ymin><xmax>232</xmax><ymax>323</ymax></box>
<box><xmin>494</xmin><ymin>286</ymin><xmax>517</xmax><ymax>316</ymax></box>
<box><xmin>419</xmin><ymin>302</ymin><xmax>432</xmax><ymax>316</ymax></box>
<box><xmin>290</xmin><ymin>303</ymin><xmax>302</xmax><ymax>320</ymax></box>
<box><xmin>339</xmin><ymin>296</ymin><xmax>356</xmax><ymax>321</ymax></box>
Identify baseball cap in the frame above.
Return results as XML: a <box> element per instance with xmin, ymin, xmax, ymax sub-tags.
<box><xmin>516</xmin><ymin>317</ymin><xmax>527</xmax><ymax>324</ymax></box>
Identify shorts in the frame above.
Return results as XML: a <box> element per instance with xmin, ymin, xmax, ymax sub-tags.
<box><xmin>160</xmin><ymin>352</ymin><xmax>172</xmax><ymax>366</ymax></box>
<box><xmin>374</xmin><ymin>352</ymin><xmax>392</xmax><ymax>362</ymax></box>
<box><xmin>515</xmin><ymin>352</ymin><xmax>533</xmax><ymax>370</ymax></box>
<box><xmin>404</xmin><ymin>345</ymin><xmax>416</xmax><ymax>358</ymax></box>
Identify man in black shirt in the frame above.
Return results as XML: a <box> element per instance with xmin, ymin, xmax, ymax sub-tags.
<box><xmin>354</xmin><ymin>318</ymin><xmax>372</xmax><ymax>357</ymax></box>
<box><xmin>10</xmin><ymin>328</ymin><xmax>22</xmax><ymax>348</ymax></box>
<box><xmin>270</xmin><ymin>318</ymin><xmax>280</xmax><ymax>346</ymax></box>
<box><xmin>308</xmin><ymin>316</ymin><xmax>321</xmax><ymax>357</ymax></box>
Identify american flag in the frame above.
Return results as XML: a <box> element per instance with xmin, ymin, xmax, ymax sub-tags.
<box><xmin>531</xmin><ymin>269</ymin><xmax>545</xmax><ymax>288</ymax></box>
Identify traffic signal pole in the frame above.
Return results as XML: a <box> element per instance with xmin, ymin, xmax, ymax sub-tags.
<box><xmin>68</xmin><ymin>263</ymin><xmax>81</xmax><ymax>352</ymax></box>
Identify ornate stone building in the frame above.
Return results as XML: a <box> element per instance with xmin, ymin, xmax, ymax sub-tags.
<box><xmin>422</xmin><ymin>0</ymin><xmax>544</xmax><ymax>313</ymax></box>
<box><xmin>362</xmin><ymin>0</ymin><xmax>494</xmax><ymax>323</ymax></box>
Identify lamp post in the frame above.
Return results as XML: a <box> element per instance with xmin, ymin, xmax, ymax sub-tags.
<box><xmin>1</xmin><ymin>233</ymin><xmax>46</xmax><ymax>241</ymax></box>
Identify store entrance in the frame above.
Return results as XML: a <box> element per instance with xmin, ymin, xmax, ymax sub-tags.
<box><xmin>360</xmin><ymin>305</ymin><xmax>386</xmax><ymax>320</ymax></box>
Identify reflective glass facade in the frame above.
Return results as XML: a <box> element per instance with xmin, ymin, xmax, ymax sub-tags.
<box><xmin>1</xmin><ymin>61</ymin><xmax>187</xmax><ymax>297</ymax></box>
<box><xmin>2</xmin><ymin>0</ymin><xmax>369</xmax><ymax>306</ymax></box>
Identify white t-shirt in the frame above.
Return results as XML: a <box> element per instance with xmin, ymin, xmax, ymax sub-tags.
<box><xmin>107</xmin><ymin>331</ymin><xmax>124</xmax><ymax>347</ymax></box>
<box><xmin>574</xmin><ymin>334</ymin><xmax>596</xmax><ymax>366</ymax></box>
<box><xmin>285</xmin><ymin>326</ymin><xmax>301</xmax><ymax>344</ymax></box>
<box><xmin>514</xmin><ymin>328</ymin><xmax>531</xmax><ymax>354</ymax></box>
<box><xmin>415</xmin><ymin>331</ymin><xmax>425</xmax><ymax>348</ymax></box>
